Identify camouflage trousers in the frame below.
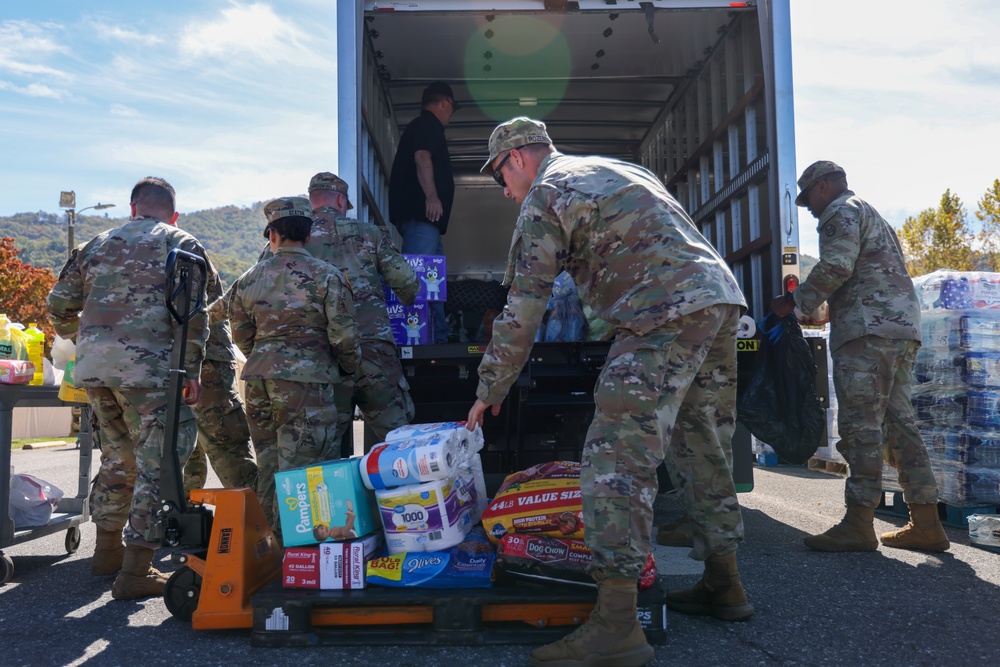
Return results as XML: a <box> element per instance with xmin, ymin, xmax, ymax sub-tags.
<box><xmin>184</xmin><ymin>359</ymin><xmax>258</xmax><ymax>494</ymax></box>
<box><xmin>582</xmin><ymin>304</ymin><xmax>744</xmax><ymax>578</ymax></box>
<box><xmin>244</xmin><ymin>378</ymin><xmax>338</xmax><ymax>533</ymax></box>
<box><xmin>833</xmin><ymin>336</ymin><xmax>938</xmax><ymax>507</ymax></box>
<box><xmin>333</xmin><ymin>339</ymin><xmax>415</xmax><ymax>457</ymax></box>
<box><xmin>87</xmin><ymin>386</ymin><xmax>196</xmax><ymax>547</ymax></box>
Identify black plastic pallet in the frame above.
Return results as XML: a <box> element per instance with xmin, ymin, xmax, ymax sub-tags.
<box><xmin>251</xmin><ymin>578</ymin><xmax>667</xmax><ymax>647</ymax></box>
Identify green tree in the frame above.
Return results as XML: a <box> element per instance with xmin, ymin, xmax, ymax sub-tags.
<box><xmin>974</xmin><ymin>179</ymin><xmax>1000</xmax><ymax>272</ymax></box>
<box><xmin>0</xmin><ymin>237</ymin><xmax>57</xmax><ymax>355</ymax></box>
<box><xmin>898</xmin><ymin>189</ymin><xmax>976</xmax><ymax>277</ymax></box>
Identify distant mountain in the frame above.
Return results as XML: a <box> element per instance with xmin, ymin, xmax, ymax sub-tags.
<box><xmin>801</xmin><ymin>253</ymin><xmax>818</xmax><ymax>280</ymax></box>
<box><xmin>1</xmin><ymin>204</ymin><xmax>267</xmax><ymax>287</ymax></box>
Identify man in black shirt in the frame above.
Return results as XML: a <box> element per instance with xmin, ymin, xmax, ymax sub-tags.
<box><xmin>388</xmin><ymin>81</ymin><xmax>458</xmax><ymax>344</ymax></box>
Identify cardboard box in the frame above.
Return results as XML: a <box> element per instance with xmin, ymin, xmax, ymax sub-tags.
<box><xmin>275</xmin><ymin>457</ymin><xmax>381</xmax><ymax>547</ymax></box>
<box><xmin>281</xmin><ymin>547</ymin><xmax>320</xmax><ymax>589</ymax></box>
<box><xmin>398</xmin><ymin>254</ymin><xmax>447</xmax><ymax>302</ymax></box>
<box><xmin>319</xmin><ymin>531</ymin><xmax>384</xmax><ymax>589</ymax></box>
<box><xmin>387</xmin><ymin>301</ymin><xmax>430</xmax><ymax>346</ymax></box>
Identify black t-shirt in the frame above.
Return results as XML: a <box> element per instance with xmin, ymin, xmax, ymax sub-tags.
<box><xmin>388</xmin><ymin>109</ymin><xmax>454</xmax><ymax>235</ymax></box>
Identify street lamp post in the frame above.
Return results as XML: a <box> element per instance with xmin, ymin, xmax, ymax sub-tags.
<box><xmin>59</xmin><ymin>191</ymin><xmax>115</xmax><ymax>257</ymax></box>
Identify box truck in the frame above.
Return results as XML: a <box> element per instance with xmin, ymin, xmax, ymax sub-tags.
<box><xmin>335</xmin><ymin>0</ymin><xmax>807</xmax><ymax>490</ymax></box>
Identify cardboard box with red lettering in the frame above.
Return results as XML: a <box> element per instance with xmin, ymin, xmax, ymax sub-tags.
<box><xmin>319</xmin><ymin>531</ymin><xmax>384</xmax><ymax>589</ymax></box>
<box><xmin>281</xmin><ymin>547</ymin><xmax>320</xmax><ymax>589</ymax></box>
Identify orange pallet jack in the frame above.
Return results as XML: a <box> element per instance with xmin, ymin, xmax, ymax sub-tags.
<box><xmin>154</xmin><ymin>251</ymin><xmax>666</xmax><ymax>645</ymax></box>
<box><xmin>156</xmin><ymin>249</ymin><xmax>282</xmax><ymax>630</ymax></box>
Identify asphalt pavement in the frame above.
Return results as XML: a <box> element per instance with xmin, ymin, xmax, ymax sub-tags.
<box><xmin>3</xmin><ymin>443</ymin><xmax>998</xmax><ymax>667</ymax></box>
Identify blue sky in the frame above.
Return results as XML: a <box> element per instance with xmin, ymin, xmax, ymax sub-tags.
<box><xmin>2</xmin><ymin>1</ymin><xmax>998</xmax><ymax>258</ymax></box>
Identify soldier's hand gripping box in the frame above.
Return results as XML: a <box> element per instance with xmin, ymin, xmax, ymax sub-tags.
<box><xmin>387</xmin><ymin>301</ymin><xmax>430</xmax><ymax>346</ymax></box>
<box><xmin>275</xmin><ymin>457</ymin><xmax>381</xmax><ymax>548</ymax></box>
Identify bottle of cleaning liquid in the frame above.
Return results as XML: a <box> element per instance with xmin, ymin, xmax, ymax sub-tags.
<box><xmin>0</xmin><ymin>314</ymin><xmax>15</xmax><ymax>360</ymax></box>
<box><xmin>24</xmin><ymin>323</ymin><xmax>45</xmax><ymax>385</ymax></box>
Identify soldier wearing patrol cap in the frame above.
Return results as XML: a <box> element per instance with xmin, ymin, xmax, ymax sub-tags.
<box><xmin>468</xmin><ymin>117</ymin><xmax>752</xmax><ymax>667</ymax></box>
<box><xmin>305</xmin><ymin>172</ymin><xmax>419</xmax><ymax>455</ymax></box>
<box><xmin>227</xmin><ymin>196</ymin><xmax>360</xmax><ymax>536</ymax></box>
<box><xmin>47</xmin><ymin>176</ymin><xmax>214</xmax><ymax>600</ymax></box>
<box><xmin>771</xmin><ymin>161</ymin><xmax>948</xmax><ymax>554</ymax></box>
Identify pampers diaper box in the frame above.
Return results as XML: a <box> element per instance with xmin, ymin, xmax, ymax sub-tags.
<box><xmin>275</xmin><ymin>457</ymin><xmax>381</xmax><ymax>548</ymax></box>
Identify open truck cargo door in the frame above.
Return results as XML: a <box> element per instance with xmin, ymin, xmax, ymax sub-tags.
<box><xmin>334</xmin><ymin>0</ymin><xmax>806</xmax><ymax>490</ymax></box>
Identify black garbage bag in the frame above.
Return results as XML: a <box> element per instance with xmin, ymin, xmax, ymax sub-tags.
<box><xmin>737</xmin><ymin>313</ymin><xmax>824</xmax><ymax>465</ymax></box>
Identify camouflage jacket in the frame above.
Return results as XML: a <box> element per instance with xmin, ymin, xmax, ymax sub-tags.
<box><xmin>228</xmin><ymin>246</ymin><xmax>360</xmax><ymax>382</ymax></box>
<box><xmin>204</xmin><ymin>266</ymin><xmax>237</xmax><ymax>363</ymax></box>
<box><xmin>46</xmin><ymin>216</ymin><xmax>211</xmax><ymax>388</ymax></box>
<box><xmin>261</xmin><ymin>208</ymin><xmax>418</xmax><ymax>343</ymax></box>
<box><xmin>477</xmin><ymin>152</ymin><xmax>747</xmax><ymax>404</ymax></box>
<box><xmin>793</xmin><ymin>190</ymin><xmax>921</xmax><ymax>351</ymax></box>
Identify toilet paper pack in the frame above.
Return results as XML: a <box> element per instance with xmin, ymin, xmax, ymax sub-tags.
<box><xmin>375</xmin><ymin>470</ymin><xmax>478</xmax><ymax>554</ymax></box>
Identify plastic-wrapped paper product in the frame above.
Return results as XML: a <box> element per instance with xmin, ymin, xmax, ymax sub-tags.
<box><xmin>374</xmin><ymin>469</ymin><xmax>478</xmax><ymax>554</ymax></box>
<box><xmin>360</xmin><ymin>435</ymin><xmax>461</xmax><ymax>490</ymax></box>
<box><xmin>968</xmin><ymin>514</ymin><xmax>1000</xmax><ymax>548</ymax></box>
<box><xmin>366</xmin><ymin>526</ymin><xmax>495</xmax><ymax>589</ymax></box>
<box><xmin>384</xmin><ymin>421</ymin><xmax>484</xmax><ymax>459</ymax></box>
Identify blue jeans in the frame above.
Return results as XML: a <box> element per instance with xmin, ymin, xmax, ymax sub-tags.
<box><xmin>398</xmin><ymin>219</ymin><xmax>449</xmax><ymax>343</ymax></box>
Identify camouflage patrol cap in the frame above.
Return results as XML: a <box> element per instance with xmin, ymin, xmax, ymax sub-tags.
<box><xmin>480</xmin><ymin>117</ymin><xmax>552</xmax><ymax>173</ymax></box>
<box><xmin>263</xmin><ymin>196</ymin><xmax>312</xmax><ymax>224</ymax></box>
<box><xmin>308</xmin><ymin>172</ymin><xmax>354</xmax><ymax>210</ymax></box>
<box><xmin>795</xmin><ymin>160</ymin><xmax>846</xmax><ymax>206</ymax></box>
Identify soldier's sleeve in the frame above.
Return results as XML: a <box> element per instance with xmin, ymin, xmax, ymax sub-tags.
<box><xmin>206</xmin><ymin>283</ymin><xmax>233</xmax><ymax>326</ymax></box>
<box><xmin>476</xmin><ymin>184</ymin><xmax>574</xmax><ymax>404</ymax></box>
<box><xmin>46</xmin><ymin>248</ymin><xmax>85</xmax><ymax>341</ymax></box>
<box><xmin>794</xmin><ymin>205</ymin><xmax>861</xmax><ymax>315</ymax></box>
<box><xmin>181</xmin><ymin>242</ymin><xmax>212</xmax><ymax>380</ymax></box>
<box><xmin>228</xmin><ymin>279</ymin><xmax>256</xmax><ymax>357</ymax></box>
<box><xmin>325</xmin><ymin>270</ymin><xmax>361</xmax><ymax>375</ymax></box>
<box><xmin>375</xmin><ymin>228</ymin><xmax>420</xmax><ymax>306</ymax></box>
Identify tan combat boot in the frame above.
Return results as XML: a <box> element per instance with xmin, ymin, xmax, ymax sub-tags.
<box><xmin>655</xmin><ymin>518</ymin><xmax>694</xmax><ymax>548</ymax></box>
<box><xmin>665</xmin><ymin>552</ymin><xmax>754</xmax><ymax>621</ymax></box>
<box><xmin>111</xmin><ymin>545</ymin><xmax>168</xmax><ymax>600</ymax></box>
<box><xmin>803</xmin><ymin>503</ymin><xmax>878</xmax><ymax>552</ymax></box>
<box><xmin>880</xmin><ymin>503</ymin><xmax>950</xmax><ymax>552</ymax></box>
<box><xmin>530</xmin><ymin>575</ymin><xmax>654</xmax><ymax>667</ymax></box>
<box><xmin>90</xmin><ymin>526</ymin><xmax>125</xmax><ymax>576</ymax></box>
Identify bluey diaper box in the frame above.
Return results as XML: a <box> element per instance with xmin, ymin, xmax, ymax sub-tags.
<box><xmin>275</xmin><ymin>457</ymin><xmax>381</xmax><ymax>548</ymax></box>
<box><xmin>387</xmin><ymin>301</ymin><xmax>430</xmax><ymax>347</ymax></box>
<box><xmin>385</xmin><ymin>254</ymin><xmax>447</xmax><ymax>304</ymax></box>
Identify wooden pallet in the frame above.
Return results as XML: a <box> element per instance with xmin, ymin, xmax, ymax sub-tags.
<box><xmin>807</xmin><ymin>457</ymin><xmax>848</xmax><ymax>477</ymax></box>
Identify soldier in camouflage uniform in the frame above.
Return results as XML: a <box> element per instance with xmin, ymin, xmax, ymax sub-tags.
<box><xmin>226</xmin><ymin>197</ymin><xmax>360</xmax><ymax>536</ymax></box>
<box><xmin>307</xmin><ymin>172</ymin><xmax>419</xmax><ymax>454</ymax></box>
<box><xmin>771</xmin><ymin>161</ymin><xmax>948</xmax><ymax>553</ymax></box>
<box><xmin>467</xmin><ymin>118</ymin><xmax>752</xmax><ymax>667</ymax></box>
<box><xmin>183</xmin><ymin>266</ymin><xmax>257</xmax><ymax>495</ymax></box>
<box><xmin>46</xmin><ymin>176</ymin><xmax>211</xmax><ymax>600</ymax></box>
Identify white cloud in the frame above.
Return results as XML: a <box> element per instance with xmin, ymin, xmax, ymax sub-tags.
<box><xmin>110</xmin><ymin>103</ymin><xmax>139</xmax><ymax>117</ymax></box>
<box><xmin>93</xmin><ymin>23</ymin><xmax>163</xmax><ymax>45</ymax></box>
<box><xmin>0</xmin><ymin>80</ymin><xmax>67</xmax><ymax>99</ymax></box>
<box><xmin>791</xmin><ymin>0</ymin><xmax>1000</xmax><ymax>256</ymax></box>
<box><xmin>179</xmin><ymin>2</ymin><xmax>316</xmax><ymax>66</ymax></box>
<box><xmin>0</xmin><ymin>20</ymin><xmax>71</xmax><ymax>80</ymax></box>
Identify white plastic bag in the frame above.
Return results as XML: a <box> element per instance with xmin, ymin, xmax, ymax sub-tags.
<box><xmin>8</xmin><ymin>467</ymin><xmax>64</xmax><ymax>529</ymax></box>
<box><xmin>50</xmin><ymin>335</ymin><xmax>75</xmax><ymax>372</ymax></box>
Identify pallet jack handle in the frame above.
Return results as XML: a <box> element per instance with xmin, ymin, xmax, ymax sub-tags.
<box><xmin>158</xmin><ymin>248</ymin><xmax>212</xmax><ymax>548</ymax></box>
